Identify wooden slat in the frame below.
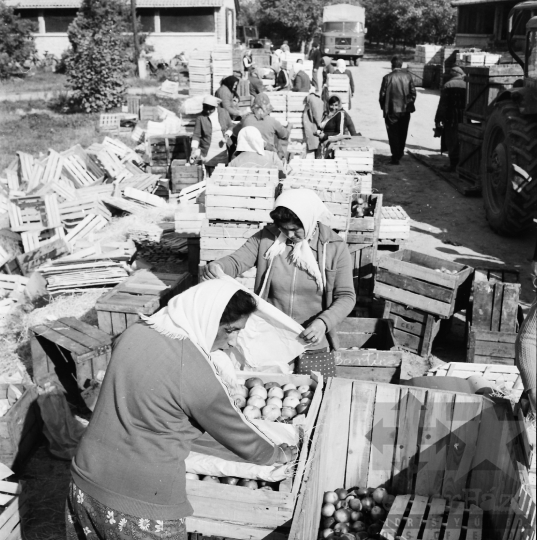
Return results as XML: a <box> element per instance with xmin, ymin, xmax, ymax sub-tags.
<box><xmin>467</xmin><ymin>504</ymin><xmax>484</xmax><ymax>540</ymax></box>
<box><xmin>422</xmin><ymin>497</ymin><xmax>446</xmax><ymax>540</ymax></box>
<box><xmin>444</xmin><ymin>499</ymin><xmax>465</xmax><ymax>540</ymax></box>
<box><xmin>401</xmin><ymin>495</ymin><xmax>428</xmax><ymax>540</ymax></box>
<box><xmin>380</xmin><ymin>494</ymin><xmax>412</xmax><ymax>540</ymax></box>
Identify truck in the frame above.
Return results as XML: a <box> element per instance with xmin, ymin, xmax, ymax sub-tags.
<box><xmin>236</xmin><ymin>26</ymin><xmax>272</xmax><ymax>50</ymax></box>
<box><xmin>320</xmin><ymin>3</ymin><xmax>366</xmax><ymax>66</ymax></box>
<box><xmin>478</xmin><ymin>1</ymin><xmax>537</xmax><ymax>235</ymax></box>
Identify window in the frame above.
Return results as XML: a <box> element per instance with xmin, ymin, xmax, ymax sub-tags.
<box><xmin>138</xmin><ymin>9</ymin><xmax>155</xmax><ymax>32</ymax></box>
<box><xmin>457</xmin><ymin>4</ymin><xmax>495</xmax><ymax>35</ymax></box>
<box><xmin>160</xmin><ymin>8</ymin><xmax>214</xmax><ymax>33</ymax></box>
<box><xmin>44</xmin><ymin>9</ymin><xmax>77</xmax><ymax>33</ymax></box>
<box><xmin>15</xmin><ymin>9</ymin><xmax>39</xmax><ymax>31</ymax></box>
<box><xmin>323</xmin><ymin>22</ymin><xmax>362</xmax><ymax>33</ymax></box>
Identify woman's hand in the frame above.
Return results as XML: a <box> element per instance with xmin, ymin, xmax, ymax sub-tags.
<box><xmin>199</xmin><ymin>262</ymin><xmax>224</xmax><ymax>281</ymax></box>
<box><xmin>299</xmin><ymin>319</ymin><xmax>326</xmax><ymax>347</ymax></box>
<box><xmin>278</xmin><ymin>443</ymin><xmax>298</xmax><ymax>464</ymax></box>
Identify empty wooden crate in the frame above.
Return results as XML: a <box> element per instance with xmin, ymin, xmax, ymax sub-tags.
<box><xmin>289</xmin><ymin>378</ymin><xmax>532</xmax><ymax>540</ymax></box>
<box><xmin>375</xmin><ymin>249</ymin><xmax>474</xmax><ymax>318</ymax></box>
<box><xmin>30</xmin><ymin>318</ymin><xmax>112</xmax><ymax>403</ymax></box>
<box><xmin>96</xmin><ymin>271</ymin><xmax>192</xmax><ymax>336</ymax></box>
<box><xmin>0</xmin><ymin>385</ymin><xmax>41</xmax><ymax>471</ymax></box>
<box><xmin>334</xmin><ymin>318</ymin><xmax>402</xmax><ymax>383</ymax></box>
<box><xmin>0</xmin><ymin>482</ymin><xmax>28</xmax><ymax>540</ymax></box>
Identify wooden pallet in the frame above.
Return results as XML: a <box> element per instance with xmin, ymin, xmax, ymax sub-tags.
<box><xmin>0</xmin><ymin>482</ymin><xmax>28</xmax><ymax>540</ymax></box>
<box><xmin>289</xmin><ymin>378</ymin><xmax>531</xmax><ymax>540</ymax></box>
<box><xmin>0</xmin><ymin>385</ymin><xmax>41</xmax><ymax>471</ymax></box>
<box><xmin>381</xmin><ymin>495</ymin><xmax>482</xmax><ymax>540</ymax></box>
<box><xmin>30</xmin><ymin>317</ymin><xmax>112</xmax><ymax>403</ymax></box>
<box><xmin>383</xmin><ymin>300</ymin><xmax>442</xmax><ymax>357</ymax></box>
<box><xmin>375</xmin><ymin>249</ymin><xmax>474</xmax><ymax>318</ymax></box>
<box><xmin>185</xmin><ymin>372</ymin><xmax>323</xmax><ymax>540</ymax></box>
<box><xmin>334</xmin><ymin>318</ymin><xmax>401</xmax><ymax>383</ymax></box>
<box><xmin>96</xmin><ymin>271</ymin><xmax>192</xmax><ymax>336</ymax></box>
<box><xmin>427</xmin><ymin>362</ymin><xmax>524</xmax><ymax>400</ymax></box>
<box><xmin>471</xmin><ymin>268</ymin><xmax>521</xmax><ymax>333</ymax></box>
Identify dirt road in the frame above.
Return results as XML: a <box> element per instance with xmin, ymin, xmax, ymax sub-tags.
<box><xmin>347</xmin><ymin>61</ymin><xmax>536</xmax><ymax>308</ymax></box>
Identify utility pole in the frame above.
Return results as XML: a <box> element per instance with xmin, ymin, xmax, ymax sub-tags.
<box><xmin>131</xmin><ymin>0</ymin><xmax>140</xmax><ymax>63</ymax></box>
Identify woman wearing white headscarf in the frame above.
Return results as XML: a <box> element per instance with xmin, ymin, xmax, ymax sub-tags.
<box><xmin>67</xmin><ymin>280</ymin><xmax>297</xmax><ymax>540</ymax></box>
<box><xmin>335</xmin><ymin>58</ymin><xmax>355</xmax><ymax>107</ymax></box>
<box><xmin>201</xmin><ymin>189</ymin><xmax>356</xmax><ymax>375</ymax></box>
<box><xmin>229</xmin><ymin>126</ymin><xmax>286</xmax><ymax>176</ymax></box>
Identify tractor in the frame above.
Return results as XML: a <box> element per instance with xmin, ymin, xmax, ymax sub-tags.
<box><xmin>480</xmin><ymin>1</ymin><xmax>537</xmax><ymax>235</ymax></box>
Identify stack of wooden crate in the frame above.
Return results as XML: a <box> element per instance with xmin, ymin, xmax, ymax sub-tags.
<box><xmin>378</xmin><ymin>205</ymin><xmax>410</xmax><ymax>247</ymax></box>
<box><xmin>329</xmin><ymin>138</ymin><xmax>374</xmax><ymax>174</ymax></box>
<box><xmin>146</xmin><ymin>135</ymin><xmax>191</xmax><ymax>178</ymax></box>
<box><xmin>201</xmin><ymin>166</ymin><xmax>279</xmax><ymax>290</ymax></box>
<box><xmin>211</xmin><ymin>46</ymin><xmax>233</xmax><ymax>93</ymax></box>
<box><xmin>189</xmin><ymin>50</ymin><xmax>212</xmax><ymax>96</ymax></box>
<box><xmin>327</xmin><ymin>73</ymin><xmax>351</xmax><ymax>109</ymax></box>
<box><xmin>457</xmin><ymin>64</ymin><xmax>523</xmax><ymax>192</ymax></box>
<box><xmin>458</xmin><ymin>52</ymin><xmax>502</xmax><ymax>66</ymax></box>
<box><xmin>414</xmin><ymin>44</ymin><xmax>443</xmax><ymax>64</ymax></box>
<box><xmin>170</xmin><ymin>162</ymin><xmax>203</xmax><ymax>194</ymax></box>
<box><xmin>287</xmin><ymin>93</ymin><xmax>308</xmax><ymax>141</ymax></box>
<box><xmin>269</xmin><ymin>93</ymin><xmax>287</xmax><ymax>125</ymax></box>
<box><xmin>375</xmin><ymin>249</ymin><xmax>474</xmax><ymax>356</ymax></box>
<box><xmin>467</xmin><ymin>267</ymin><xmax>522</xmax><ymax>365</ymax></box>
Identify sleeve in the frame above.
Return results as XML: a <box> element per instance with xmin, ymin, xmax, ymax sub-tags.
<box><xmin>180</xmin><ymin>351</ymin><xmax>281</xmax><ymax>466</ymax></box>
<box><xmin>220</xmin><ymin>89</ymin><xmax>242</xmax><ymax>117</ymax></box>
<box><xmin>216</xmin><ymin>231</ymin><xmax>262</xmax><ymax>278</ymax></box>
<box><xmin>273</xmin><ymin>118</ymin><xmax>289</xmax><ymax>141</ymax></box>
<box><xmin>345</xmin><ymin>113</ymin><xmax>357</xmax><ymax>136</ymax></box>
<box><xmin>192</xmin><ymin>116</ymin><xmax>203</xmax><ymax>144</ymax></box>
<box><xmin>379</xmin><ymin>75</ymin><xmax>387</xmax><ymax>110</ymax></box>
<box><xmin>409</xmin><ymin>76</ymin><xmax>417</xmax><ymax>104</ymax></box>
<box><xmin>312</xmin><ymin>97</ymin><xmax>324</xmax><ymax>126</ymax></box>
<box><xmin>316</xmin><ymin>244</ymin><xmax>356</xmax><ymax>332</ymax></box>
<box><xmin>347</xmin><ymin>70</ymin><xmax>355</xmax><ymax>95</ymax></box>
<box><xmin>435</xmin><ymin>88</ymin><xmax>448</xmax><ymax>124</ymax></box>
<box><xmin>221</xmin><ymin>109</ymin><xmax>234</xmax><ymax>133</ymax></box>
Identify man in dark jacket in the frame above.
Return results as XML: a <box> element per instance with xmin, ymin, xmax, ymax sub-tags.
<box><xmin>435</xmin><ymin>66</ymin><xmax>467</xmax><ymax>171</ymax></box>
<box><xmin>309</xmin><ymin>43</ymin><xmax>322</xmax><ymax>71</ymax></box>
<box><xmin>379</xmin><ymin>56</ymin><xmax>417</xmax><ymax>165</ymax></box>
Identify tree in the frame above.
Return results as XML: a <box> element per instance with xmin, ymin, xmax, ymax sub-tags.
<box><xmin>65</xmin><ymin>0</ymin><xmax>133</xmax><ymax>112</ymax></box>
<box><xmin>0</xmin><ymin>1</ymin><xmax>36</xmax><ymax>79</ymax></box>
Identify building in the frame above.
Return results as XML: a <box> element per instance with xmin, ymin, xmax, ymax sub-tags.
<box><xmin>451</xmin><ymin>0</ymin><xmax>533</xmax><ymax>48</ymax></box>
<box><xmin>7</xmin><ymin>0</ymin><xmax>239</xmax><ymax>61</ymax></box>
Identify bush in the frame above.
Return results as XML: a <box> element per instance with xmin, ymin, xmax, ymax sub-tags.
<box><xmin>0</xmin><ymin>1</ymin><xmax>36</xmax><ymax>79</ymax></box>
<box><xmin>65</xmin><ymin>0</ymin><xmax>133</xmax><ymax>112</ymax></box>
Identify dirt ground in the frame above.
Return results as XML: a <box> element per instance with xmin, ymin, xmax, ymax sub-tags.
<box><xmin>13</xmin><ymin>60</ymin><xmax>536</xmax><ymax>539</ymax></box>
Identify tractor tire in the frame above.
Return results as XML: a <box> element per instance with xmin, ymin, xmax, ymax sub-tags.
<box><xmin>481</xmin><ymin>100</ymin><xmax>537</xmax><ymax>235</ymax></box>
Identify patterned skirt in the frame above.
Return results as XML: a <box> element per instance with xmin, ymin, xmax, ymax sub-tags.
<box><xmin>295</xmin><ymin>347</ymin><xmax>335</xmax><ymax>377</ymax></box>
<box><xmin>66</xmin><ymin>481</ymin><xmax>188</xmax><ymax>540</ymax></box>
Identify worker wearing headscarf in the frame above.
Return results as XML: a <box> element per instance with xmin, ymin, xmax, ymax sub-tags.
<box><xmin>435</xmin><ymin>65</ymin><xmax>466</xmax><ymax>171</ymax></box>
<box><xmin>292</xmin><ymin>62</ymin><xmax>311</xmax><ymax>93</ymax></box>
<box><xmin>236</xmin><ymin>93</ymin><xmax>289</xmax><ymax>158</ymax></box>
<box><xmin>303</xmin><ymin>86</ymin><xmax>324</xmax><ymax>155</ymax></box>
<box><xmin>335</xmin><ymin>58</ymin><xmax>355</xmax><ymax>107</ymax></box>
<box><xmin>68</xmin><ymin>280</ymin><xmax>297</xmax><ymax>540</ymax></box>
<box><xmin>322</xmin><ymin>56</ymin><xmax>336</xmax><ymax>108</ymax></box>
<box><xmin>191</xmin><ymin>95</ymin><xmax>234</xmax><ymax>176</ymax></box>
<box><xmin>273</xmin><ymin>62</ymin><xmax>291</xmax><ymax>91</ymax></box>
<box><xmin>248</xmin><ymin>66</ymin><xmax>265</xmax><ymax>97</ymax></box>
<box><xmin>215</xmin><ymin>75</ymin><xmax>242</xmax><ymax>119</ymax></box>
<box><xmin>228</xmin><ymin>126</ymin><xmax>286</xmax><ymax>175</ymax></box>
<box><xmin>201</xmin><ymin>189</ymin><xmax>355</xmax><ymax>376</ymax></box>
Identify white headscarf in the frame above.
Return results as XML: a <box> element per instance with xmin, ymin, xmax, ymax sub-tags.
<box><xmin>262</xmin><ymin>189</ymin><xmax>332</xmax><ymax>294</ymax></box>
<box><xmin>236</xmin><ymin>126</ymin><xmax>265</xmax><ymax>155</ymax></box>
<box><xmin>336</xmin><ymin>59</ymin><xmax>347</xmax><ymax>73</ymax></box>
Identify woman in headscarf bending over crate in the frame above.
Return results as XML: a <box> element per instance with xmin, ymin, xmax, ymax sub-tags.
<box><xmin>215</xmin><ymin>76</ymin><xmax>242</xmax><ymax>120</ymax></box>
<box><xmin>200</xmin><ymin>189</ymin><xmax>355</xmax><ymax>377</ymax></box>
<box><xmin>190</xmin><ymin>95</ymin><xmax>234</xmax><ymax>177</ymax></box>
<box><xmin>67</xmin><ymin>280</ymin><xmax>298</xmax><ymax>540</ymax></box>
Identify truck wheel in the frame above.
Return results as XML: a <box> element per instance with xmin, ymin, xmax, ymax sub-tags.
<box><xmin>481</xmin><ymin>100</ymin><xmax>537</xmax><ymax>235</ymax></box>
<box><xmin>354</xmin><ymin>57</ymin><xmax>360</xmax><ymax>66</ymax></box>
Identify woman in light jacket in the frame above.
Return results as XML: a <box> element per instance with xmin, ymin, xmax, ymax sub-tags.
<box><xmin>201</xmin><ymin>189</ymin><xmax>356</xmax><ymax>376</ymax></box>
<box><xmin>303</xmin><ymin>87</ymin><xmax>324</xmax><ymax>156</ymax></box>
<box><xmin>191</xmin><ymin>95</ymin><xmax>234</xmax><ymax>176</ymax></box>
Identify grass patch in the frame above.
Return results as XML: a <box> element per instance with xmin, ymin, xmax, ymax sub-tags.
<box><xmin>0</xmin><ymin>71</ymin><xmax>68</xmax><ymax>94</ymax></box>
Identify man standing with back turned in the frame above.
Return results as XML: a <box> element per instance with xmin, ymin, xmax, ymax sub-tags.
<box><xmin>379</xmin><ymin>56</ymin><xmax>416</xmax><ymax>165</ymax></box>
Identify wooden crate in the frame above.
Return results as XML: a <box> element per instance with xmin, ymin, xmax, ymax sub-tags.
<box><xmin>457</xmin><ymin>122</ymin><xmax>484</xmax><ymax>191</ymax></box>
<box><xmin>289</xmin><ymin>378</ymin><xmax>532</xmax><ymax>540</ymax></box>
<box><xmin>465</xmin><ymin>65</ymin><xmax>524</xmax><ymax>122</ymax></box>
<box><xmin>30</xmin><ymin>318</ymin><xmax>112</xmax><ymax>398</ymax></box>
<box><xmin>0</xmin><ymin>385</ymin><xmax>41</xmax><ymax>471</ymax></box>
<box><xmin>185</xmin><ymin>371</ymin><xmax>323</xmax><ymax>540</ymax></box>
<box><xmin>331</xmin><ymin>145</ymin><xmax>374</xmax><ymax>173</ymax></box>
<box><xmin>200</xmin><ymin>222</ymin><xmax>262</xmax><ymax>263</ymax></box>
<box><xmin>0</xmin><ymin>483</ymin><xmax>28</xmax><ymax>540</ymax></box>
<box><xmin>349</xmin><ymin>243</ymin><xmax>377</xmax><ymax>304</ymax></box>
<box><xmin>375</xmin><ymin>249</ymin><xmax>474</xmax><ymax>318</ymax></box>
<box><xmin>502</xmin><ymin>484</ymin><xmax>536</xmax><ymax>540</ymax></box>
<box><xmin>347</xmin><ymin>193</ymin><xmax>382</xmax><ymax>244</ymax></box>
<box><xmin>205</xmin><ymin>167</ymin><xmax>278</xmax><ymax>223</ymax></box>
<box><xmin>147</xmin><ymin>135</ymin><xmax>192</xmax><ymax>177</ymax></box>
<box><xmin>471</xmin><ymin>268</ymin><xmax>520</xmax><ymax>332</ymax></box>
<box><xmin>427</xmin><ymin>362</ymin><xmax>525</xmax><ymax>401</ymax></box>
<box><xmin>334</xmin><ymin>318</ymin><xmax>402</xmax><ymax>383</ymax></box>
<box><xmin>171</xmin><ymin>164</ymin><xmax>203</xmax><ymax>193</ymax></box>
<box><xmin>96</xmin><ymin>270</ymin><xmax>192</xmax><ymax>336</ymax></box>
<box><xmin>379</xmin><ymin>205</ymin><xmax>410</xmax><ymax>241</ymax></box>
<box><xmin>8</xmin><ymin>194</ymin><xmax>61</xmax><ymax>233</ymax></box>
<box><xmin>406</xmin><ymin>62</ymin><xmax>425</xmax><ymax>87</ymax></box>
<box><xmin>383</xmin><ymin>300</ymin><xmax>442</xmax><ymax>357</ymax></box>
